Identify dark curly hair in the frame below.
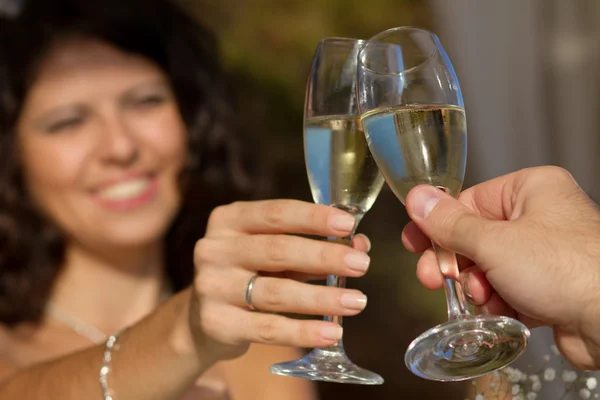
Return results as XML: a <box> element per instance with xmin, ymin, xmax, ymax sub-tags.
<box><xmin>0</xmin><ymin>0</ymin><xmax>263</xmax><ymax>325</ymax></box>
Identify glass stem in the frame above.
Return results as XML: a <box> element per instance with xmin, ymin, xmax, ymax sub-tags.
<box><xmin>432</xmin><ymin>242</ymin><xmax>470</xmax><ymax>320</ymax></box>
<box><xmin>322</xmin><ymin>214</ymin><xmax>362</xmax><ymax>352</ymax></box>
<box><xmin>323</xmin><ymin>273</ymin><xmax>347</xmax><ymax>352</ymax></box>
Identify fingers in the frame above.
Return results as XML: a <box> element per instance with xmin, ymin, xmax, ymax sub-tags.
<box><xmin>416</xmin><ymin>249</ymin><xmax>444</xmax><ymax>290</ymax></box>
<box><xmin>478</xmin><ymin>293</ymin><xmax>513</xmax><ymax>317</ymax></box>
<box><xmin>476</xmin><ymin>293</ymin><xmax>544</xmax><ymax>329</ymax></box>
<box><xmin>249</xmin><ymin>277</ymin><xmax>367</xmax><ymax>316</ymax></box>
<box><xmin>455</xmin><ymin>166</ymin><xmax>582</xmax><ymax>222</ymax></box>
<box><xmin>201</xmin><ymin>301</ymin><xmax>345</xmax><ymax>349</ymax></box>
<box><xmin>352</xmin><ymin>234</ymin><xmax>371</xmax><ymax>252</ymax></box>
<box><xmin>402</xmin><ymin>222</ymin><xmax>430</xmax><ymax>253</ymax></box>
<box><xmin>274</xmin><ymin>233</ymin><xmax>369</xmax><ymax>283</ymax></box>
<box><xmin>206</xmin><ymin>200</ymin><xmax>357</xmax><ymax>238</ymax></box>
<box><xmin>405</xmin><ymin>168</ymin><xmax>585</xmax><ymax>252</ymax></box>
<box><xmin>415</xmin><ymin>248</ymin><xmax>475</xmax><ymax>290</ymax></box>
<box><xmin>242</xmin><ymin>312</ymin><xmax>344</xmax><ymax>348</ymax></box>
<box><xmin>458</xmin><ymin>266</ymin><xmax>492</xmax><ymax>306</ymax></box>
<box><xmin>194</xmin><ymin>235</ymin><xmax>370</xmax><ymax>278</ymax></box>
<box><xmin>196</xmin><ymin>268</ymin><xmax>368</xmax><ymax>318</ymax></box>
<box><xmin>405</xmin><ymin>185</ymin><xmax>504</xmax><ymax>265</ymax></box>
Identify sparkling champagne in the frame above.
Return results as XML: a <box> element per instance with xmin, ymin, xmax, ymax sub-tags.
<box><xmin>361</xmin><ymin>105</ymin><xmax>467</xmax><ymax>204</ymax></box>
<box><xmin>304</xmin><ymin>115</ymin><xmax>384</xmax><ymax>215</ymax></box>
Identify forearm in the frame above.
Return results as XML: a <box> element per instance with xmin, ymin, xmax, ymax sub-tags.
<box><xmin>0</xmin><ymin>289</ymin><xmax>212</xmax><ymax>399</ymax></box>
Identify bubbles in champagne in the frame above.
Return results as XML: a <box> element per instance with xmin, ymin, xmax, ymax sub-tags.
<box><xmin>304</xmin><ymin>115</ymin><xmax>384</xmax><ymax>215</ymax></box>
<box><xmin>361</xmin><ymin>105</ymin><xmax>467</xmax><ymax>204</ymax></box>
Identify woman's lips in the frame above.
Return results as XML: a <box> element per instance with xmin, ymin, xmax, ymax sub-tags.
<box><xmin>92</xmin><ymin>175</ymin><xmax>158</xmax><ymax>210</ymax></box>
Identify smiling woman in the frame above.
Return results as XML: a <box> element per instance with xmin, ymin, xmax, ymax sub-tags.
<box><xmin>18</xmin><ymin>38</ymin><xmax>187</xmax><ymax>248</ymax></box>
<box><xmin>0</xmin><ymin>0</ymin><xmax>253</xmax><ymax>327</ymax></box>
<box><xmin>0</xmin><ymin>0</ymin><xmax>374</xmax><ymax>399</ymax></box>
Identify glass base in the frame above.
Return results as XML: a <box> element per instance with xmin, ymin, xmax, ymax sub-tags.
<box><xmin>405</xmin><ymin>315</ymin><xmax>530</xmax><ymax>382</ymax></box>
<box><xmin>270</xmin><ymin>347</ymin><xmax>384</xmax><ymax>385</ymax></box>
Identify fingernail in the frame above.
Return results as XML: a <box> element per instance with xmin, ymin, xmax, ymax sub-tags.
<box><xmin>462</xmin><ymin>276</ymin><xmax>473</xmax><ymax>299</ymax></box>
<box><xmin>440</xmin><ymin>262</ymin><xmax>449</xmax><ymax>276</ymax></box>
<box><xmin>344</xmin><ymin>251</ymin><xmax>370</xmax><ymax>272</ymax></box>
<box><xmin>412</xmin><ymin>186</ymin><xmax>442</xmax><ymax>219</ymax></box>
<box><xmin>320</xmin><ymin>325</ymin><xmax>343</xmax><ymax>341</ymax></box>
<box><xmin>340</xmin><ymin>292</ymin><xmax>368</xmax><ymax>310</ymax></box>
<box><xmin>329</xmin><ymin>213</ymin><xmax>356</xmax><ymax>232</ymax></box>
<box><xmin>363</xmin><ymin>236</ymin><xmax>372</xmax><ymax>252</ymax></box>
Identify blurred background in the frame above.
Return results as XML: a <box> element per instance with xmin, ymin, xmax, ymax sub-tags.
<box><xmin>181</xmin><ymin>0</ymin><xmax>600</xmax><ymax>398</ymax></box>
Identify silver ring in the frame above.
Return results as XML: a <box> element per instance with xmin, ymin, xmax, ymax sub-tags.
<box><xmin>245</xmin><ymin>274</ymin><xmax>259</xmax><ymax>311</ymax></box>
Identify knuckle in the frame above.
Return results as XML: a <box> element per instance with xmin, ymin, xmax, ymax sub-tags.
<box><xmin>305</xmin><ymin>204</ymin><xmax>323</xmax><ymax>226</ymax></box>
<box><xmin>255</xmin><ymin>317</ymin><xmax>278</xmax><ymax>343</ymax></box>
<box><xmin>434</xmin><ymin>205</ymin><xmax>466</xmax><ymax>249</ymax></box>
<box><xmin>193</xmin><ymin>273</ymin><xmax>209</xmax><ymax>296</ymax></box>
<box><xmin>208</xmin><ymin>205</ymin><xmax>227</xmax><ymax>223</ymax></box>
<box><xmin>201</xmin><ymin>303</ymin><xmax>239</xmax><ymax>344</ymax></box>
<box><xmin>292</xmin><ymin>321</ymin><xmax>312</xmax><ymax>347</ymax></box>
<box><xmin>309</xmin><ymin>287</ymin><xmax>330</xmax><ymax>310</ymax></box>
<box><xmin>541</xmin><ymin>165</ymin><xmax>573</xmax><ymax>181</ymax></box>
<box><xmin>197</xmin><ymin>301</ymin><xmax>218</xmax><ymax>330</ymax></box>
<box><xmin>228</xmin><ymin>201</ymin><xmax>248</xmax><ymax>212</ymax></box>
<box><xmin>207</xmin><ymin>205</ymin><xmax>228</xmax><ymax>226</ymax></box>
<box><xmin>194</xmin><ymin>267</ymin><xmax>220</xmax><ymax>297</ymax></box>
<box><xmin>207</xmin><ymin>202</ymin><xmax>245</xmax><ymax>228</ymax></box>
<box><xmin>528</xmin><ymin>166</ymin><xmax>576</xmax><ymax>189</ymax></box>
<box><xmin>260</xmin><ymin>279</ymin><xmax>284</xmax><ymax>308</ymax></box>
<box><xmin>523</xmin><ymin>167</ymin><xmax>586</xmax><ymax>212</ymax></box>
<box><xmin>315</xmin><ymin>241</ymin><xmax>331</xmax><ymax>268</ymax></box>
<box><xmin>264</xmin><ymin>235</ymin><xmax>291</xmax><ymax>263</ymax></box>
<box><xmin>261</xmin><ymin>200</ymin><xmax>287</xmax><ymax>227</ymax></box>
<box><xmin>193</xmin><ymin>238</ymin><xmax>213</xmax><ymax>265</ymax></box>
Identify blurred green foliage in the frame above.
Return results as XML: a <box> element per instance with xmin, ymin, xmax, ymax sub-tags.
<box><xmin>195</xmin><ymin>0</ymin><xmax>431</xmax><ymax>105</ymax></box>
<box><xmin>188</xmin><ymin>0</ymin><xmax>434</xmax><ymax>172</ymax></box>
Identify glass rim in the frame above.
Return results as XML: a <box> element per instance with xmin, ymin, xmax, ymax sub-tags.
<box><xmin>358</xmin><ymin>26</ymin><xmax>440</xmax><ymax>77</ymax></box>
<box><xmin>317</xmin><ymin>36</ymin><xmax>366</xmax><ymax>46</ymax></box>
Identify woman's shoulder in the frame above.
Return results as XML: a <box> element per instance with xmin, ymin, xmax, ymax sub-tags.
<box><xmin>0</xmin><ymin>324</ymin><xmax>21</xmax><ymax>381</ymax></box>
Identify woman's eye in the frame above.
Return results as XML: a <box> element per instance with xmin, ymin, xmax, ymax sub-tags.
<box><xmin>135</xmin><ymin>95</ymin><xmax>165</xmax><ymax>107</ymax></box>
<box><xmin>46</xmin><ymin>118</ymin><xmax>83</xmax><ymax>134</ymax></box>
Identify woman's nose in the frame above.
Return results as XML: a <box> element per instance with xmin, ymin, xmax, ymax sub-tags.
<box><xmin>97</xmin><ymin>116</ymin><xmax>140</xmax><ymax>166</ymax></box>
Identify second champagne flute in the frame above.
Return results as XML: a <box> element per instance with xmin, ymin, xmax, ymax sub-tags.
<box><xmin>357</xmin><ymin>27</ymin><xmax>530</xmax><ymax>382</ymax></box>
<box><xmin>269</xmin><ymin>38</ymin><xmax>385</xmax><ymax>385</ymax></box>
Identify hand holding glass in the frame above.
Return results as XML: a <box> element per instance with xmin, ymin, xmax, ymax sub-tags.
<box><xmin>356</xmin><ymin>27</ymin><xmax>530</xmax><ymax>381</ymax></box>
<box><xmin>269</xmin><ymin>38</ymin><xmax>385</xmax><ymax>385</ymax></box>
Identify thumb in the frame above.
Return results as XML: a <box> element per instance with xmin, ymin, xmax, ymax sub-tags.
<box><xmin>405</xmin><ymin>185</ymin><xmax>500</xmax><ymax>264</ymax></box>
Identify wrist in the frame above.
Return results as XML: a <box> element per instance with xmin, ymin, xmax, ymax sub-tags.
<box><xmin>167</xmin><ymin>289</ymin><xmax>218</xmax><ymax>372</ymax></box>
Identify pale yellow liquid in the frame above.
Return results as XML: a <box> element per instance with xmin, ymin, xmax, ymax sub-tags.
<box><xmin>361</xmin><ymin>105</ymin><xmax>467</xmax><ymax>204</ymax></box>
<box><xmin>304</xmin><ymin>115</ymin><xmax>384</xmax><ymax>215</ymax></box>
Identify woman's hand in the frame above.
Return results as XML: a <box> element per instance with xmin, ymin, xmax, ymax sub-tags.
<box><xmin>189</xmin><ymin>200</ymin><xmax>371</xmax><ymax>361</ymax></box>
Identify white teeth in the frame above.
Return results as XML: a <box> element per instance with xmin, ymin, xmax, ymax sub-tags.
<box><xmin>98</xmin><ymin>178</ymin><xmax>150</xmax><ymax>201</ymax></box>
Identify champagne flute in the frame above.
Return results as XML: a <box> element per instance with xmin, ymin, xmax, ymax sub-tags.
<box><xmin>356</xmin><ymin>27</ymin><xmax>530</xmax><ymax>381</ymax></box>
<box><xmin>269</xmin><ymin>38</ymin><xmax>385</xmax><ymax>385</ymax></box>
